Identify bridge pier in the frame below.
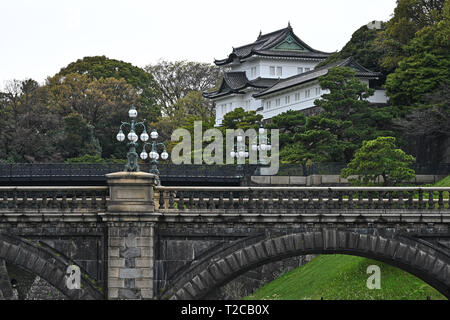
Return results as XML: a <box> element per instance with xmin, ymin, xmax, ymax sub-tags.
<box><xmin>105</xmin><ymin>172</ymin><xmax>160</xmax><ymax>300</ymax></box>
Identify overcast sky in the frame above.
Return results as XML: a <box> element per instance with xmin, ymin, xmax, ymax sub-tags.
<box><xmin>0</xmin><ymin>0</ymin><xmax>397</xmax><ymax>89</ymax></box>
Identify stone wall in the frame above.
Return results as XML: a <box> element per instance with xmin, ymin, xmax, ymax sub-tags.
<box><xmin>107</xmin><ymin>222</ymin><xmax>155</xmax><ymax>299</ymax></box>
<box><xmin>249</xmin><ymin>174</ymin><xmax>447</xmax><ymax>186</ymax></box>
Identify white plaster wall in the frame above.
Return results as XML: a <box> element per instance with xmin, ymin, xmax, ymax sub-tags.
<box><xmin>259</xmin><ymin>81</ymin><xmax>325</xmax><ymax>119</ymax></box>
<box><xmin>230</xmin><ymin>58</ymin><xmax>320</xmax><ymax>80</ymax></box>
<box><xmin>259</xmin><ymin>59</ymin><xmax>319</xmax><ymax>79</ymax></box>
<box><xmin>368</xmin><ymin>89</ymin><xmax>388</xmax><ymax>104</ymax></box>
<box><xmin>214</xmin><ymin>90</ymin><xmax>262</xmax><ymax>126</ymax></box>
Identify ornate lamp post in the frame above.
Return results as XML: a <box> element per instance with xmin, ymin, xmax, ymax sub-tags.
<box><xmin>251</xmin><ymin>125</ymin><xmax>271</xmax><ymax>175</ymax></box>
<box><xmin>230</xmin><ymin>133</ymin><xmax>249</xmax><ymax>177</ymax></box>
<box><xmin>139</xmin><ymin>129</ymin><xmax>169</xmax><ymax>178</ymax></box>
<box><xmin>251</xmin><ymin>126</ymin><xmax>272</xmax><ymax>165</ymax></box>
<box><xmin>116</xmin><ymin>106</ymin><xmax>149</xmax><ymax>172</ymax></box>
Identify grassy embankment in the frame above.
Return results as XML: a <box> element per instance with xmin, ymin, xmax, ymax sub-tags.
<box><xmin>245</xmin><ymin>176</ymin><xmax>450</xmax><ymax>300</ymax></box>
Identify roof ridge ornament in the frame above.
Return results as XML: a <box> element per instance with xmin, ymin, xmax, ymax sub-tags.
<box><xmin>258</xmin><ymin>30</ymin><xmax>262</xmax><ymax>39</ymax></box>
<box><xmin>288</xmin><ymin>21</ymin><xmax>291</xmax><ymax>29</ymax></box>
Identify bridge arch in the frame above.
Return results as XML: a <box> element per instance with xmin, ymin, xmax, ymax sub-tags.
<box><xmin>166</xmin><ymin>229</ymin><xmax>450</xmax><ymax>299</ymax></box>
<box><xmin>0</xmin><ymin>233</ymin><xmax>103</xmax><ymax>300</ymax></box>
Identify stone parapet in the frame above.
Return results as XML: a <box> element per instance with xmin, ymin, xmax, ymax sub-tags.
<box><xmin>106</xmin><ymin>171</ymin><xmax>157</xmax><ymax>213</ymax></box>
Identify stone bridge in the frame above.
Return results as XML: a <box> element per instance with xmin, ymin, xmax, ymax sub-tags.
<box><xmin>0</xmin><ymin>172</ymin><xmax>449</xmax><ymax>299</ymax></box>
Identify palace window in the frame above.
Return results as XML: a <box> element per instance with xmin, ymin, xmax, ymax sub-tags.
<box><xmin>305</xmin><ymin>90</ymin><xmax>310</xmax><ymax>98</ymax></box>
<box><xmin>315</xmin><ymin>87</ymin><xmax>321</xmax><ymax>96</ymax></box>
<box><xmin>295</xmin><ymin>92</ymin><xmax>300</xmax><ymax>101</ymax></box>
<box><xmin>276</xmin><ymin>67</ymin><xmax>282</xmax><ymax>76</ymax></box>
<box><xmin>266</xmin><ymin>100</ymin><xmax>272</xmax><ymax>109</ymax></box>
<box><xmin>305</xmin><ymin>67</ymin><xmax>310</xmax><ymax>72</ymax></box>
<box><xmin>285</xmin><ymin>95</ymin><xmax>290</xmax><ymax>104</ymax></box>
<box><xmin>251</xmin><ymin>67</ymin><xmax>257</xmax><ymax>77</ymax></box>
<box><xmin>275</xmin><ymin>98</ymin><xmax>280</xmax><ymax>106</ymax></box>
<box><xmin>297</xmin><ymin>67</ymin><xmax>303</xmax><ymax>74</ymax></box>
<box><xmin>270</xmin><ymin>66</ymin><xmax>275</xmax><ymax>76</ymax></box>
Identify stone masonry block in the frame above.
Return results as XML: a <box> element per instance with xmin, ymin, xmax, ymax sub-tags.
<box><xmin>108</xmin><ymin>288</ymin><xmax>119</xmax><ymax>299</ymax></box>
<box><xmin>109</xmin><ymin>267</ymin><xmax>120</xmax><ymax>278</ymax></box>
<box><xmin>135</xmin><ymin>278</ymin><xmax>152</xmax><ymax>289</ymax></box>
<box><xmin>109</xmin><ymin>248</ymin><xmax>120</xmax><ymax>258</ymax></box>
<box><xmin>141</xmin><ymin>289</ymin><xmax>153</xmax><ymax>299</ymax></box>
<box><xmin>109</xmin><ymin>258</ymin><xmax>125</xmax><ymax>268</ymax></box>
<box><xmin>270</xmin><ymin>176</ymin><xmax>290</xmax><ymax>185</ymax></box>
<box><xmin>108</xmin><ymin>278</ymin><xmax>124</xmax><ymax>288</ymax></box>
<box><xmin>140</xmin><ymin>227</ymin><xmax>153</xmax><ymax>237</ymax></box>
<box><xmin>251</xmin><ymin>176</ymin><xmax>270</xmax><ymax>184</ymax></box>
<box><xmin>141</xmin><ymin>247</ymin><xmax>153</xmax><ymax>258</ymax></box>
<box><xmin>135</xmin><ymin>258</ymin><xmax>152</xmax><ymax>268</ymax></box>
<box><xmin>140</xmin><ymin>268</ymin><xmax>153</xmax><ymax>278</ymax></box>
<box><xmin>137</xmin><ymin>237</ymin><xmax>152</xmax><ymax>247</ymax></box>
<box><xmin>289</xmin><ymin>176</ymin><xmax>306</xmax><ymax>185</ymax></box>
<box><xmin>109</xmin><ymin>238</ymin><xmax>125</xmax><ymax>247</ymax></box>
<box><xmin>119</xmin><ymin>268</ymin><xmax>142</xmax><ymax>279</ymax></box>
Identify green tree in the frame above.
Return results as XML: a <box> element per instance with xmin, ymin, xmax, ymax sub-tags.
<box><xmin>341</xmin><ymin>136</ymin><xmax>416</xmax><ymax>186</ymax></box>
<box><xmin>61</xmin><ymin>113</ymin><xmax>101</xmax><ymax>159</ymax></box>
<box><xmin>0</xmin><ymin>79</ymin><xmax>63</xmax><ymax>163</ymax></box>
<box><xmin>45</xmin><ymin>73</ymin><xmax>137</xmax><ymax>159</ymax></box>
<box><xmin>266</xmin><ymin>110</ymin><xmax>306</xmax><ymax>149</ymax></box>
<box><xmin>65</xmin><ymin>154</ymin><xmax>106</xmax><ymax>164</ymax></box>
<box><xmin>376</xmin><ymin>0</ymin><xmax>446</xmax><ymax>72</ymax></box>
<box><xmin>171</xmin><ymin>90</ymin><xmax>215</xmax><ymax>121</ymax></box>
<box><xmin>314</xmin><ymin>67</ymin><xmax>394</xmax><ymax>162</ymax></box>
<box><xmin>221</xmin><ymin>108</ymin><xmax>262</xmax><ymax>130</ymax></box>
<box><xmin>316</xmin><ymin>25</ymin><xmax>386</xmax><ymax>75</ymax></box>
<box><xmin>385</xmin><ymin>1</ymin><xmax>450</xmax><ymax>107</ymax></box>
<box><xmin>268</xmin><ymin>110</ymin><xmax>344</xmax><ymax>173</ymax></box>
<box><xmin>145</xmin><ymin>60</ymin><xmax>221</xmax><ymax>117</ymax></box>
<box><xmin>57</xmin><ymin>55</ymin><xmax>160</xmax><ymax>120</ymax></box>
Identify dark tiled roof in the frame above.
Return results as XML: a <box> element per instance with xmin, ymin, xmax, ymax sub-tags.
<box><xmin>203</xmin><ymin>72</ymin><xmax>279</xmax><ymax>99</ymax></box>
<box><xmin>215</xmin><ymin>24</ymin><xmax>330</xmax><ymax>66</ymax></box>
<box><xmin>253</xmin><ymin>57</ymin><xmax>381</xmax><ymax>98</ymax></box>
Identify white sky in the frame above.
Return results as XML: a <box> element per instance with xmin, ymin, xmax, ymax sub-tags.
<box><xmin>0</xmin><ymin>0</ymin><xmax>397</xmax><ymax>89</ymax></box>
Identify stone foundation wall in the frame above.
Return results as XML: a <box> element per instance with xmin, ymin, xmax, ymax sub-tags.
<box><xmin>107</xmin><ymin>222</ymin><xmax>155</xmax><ymax>299</ymax></box>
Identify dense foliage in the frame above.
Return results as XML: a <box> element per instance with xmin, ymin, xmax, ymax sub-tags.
<box><xmin>341</xmin><ymin>136</ymin><xmax>416</xmax><ymax>186</ymax></box>
<box><xmin>270</xmin><ymin>67</ymin><xmax>394</xmax><ymax>171</ymax></box>
<box><xmin>0</xmin><ymin>0</ymin><xmax>448</xmax><ymax>175</ymax></box>
<box><xmin>57</xmin><ymin>56</ymin><xmax>161</xmax><ymax>121</ymax></box>
<box><xmin>316</xmin><ymin>25</ymin><xmax>386</xmax><ymax>75</ymax></box>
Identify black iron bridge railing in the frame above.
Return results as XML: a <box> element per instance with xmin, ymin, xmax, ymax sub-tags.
<box><xmin>0</xmin><ymin>164</ymin><xmax>260</xmax><ymax>183</ymax></box>
<box><xmin>0</xmin><ymin>163</ymin><xmax>448</xmax><ymax>183</ymax></box>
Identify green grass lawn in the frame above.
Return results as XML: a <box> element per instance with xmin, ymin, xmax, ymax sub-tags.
<box><xmin>244</xmin><ymin>254</ymin><xmax>447</xmax><ymax>300</ymax></box>
<box><xmin>431</xmin><ymin>175</ymin><xmax>450</xmax><ymax>187</ymax></box>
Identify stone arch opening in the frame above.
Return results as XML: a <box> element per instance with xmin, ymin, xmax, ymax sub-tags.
<box><xmin>166</xmin><ymin>229</ymin><xmax>450</xmax><ymax>300</ymax></box>
<box><xmin>0</xmin><ymin>233</ymin><xmax>103</xmax><ymax>300</ymax></box>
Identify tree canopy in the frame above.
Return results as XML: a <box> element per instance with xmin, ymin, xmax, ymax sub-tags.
<box><xmin>56</xmin><ymin>55</ymin><xmax>160</xmax><ymax>121</ymax></box>
<box><xmin>145</xmin><ymin>60</ymin><xmax>221</xmax><ymax>117</ymax></box>
<box><xmin>341</xmin><ymin>136</ymin><xmax>416</xmax><ymax>186</ymax></box>
<box><xmin>316</xmin><ymin>25</ymin><xmax>386</xmax><ymax>75</ymax></box>
<box><xmin>385</xmin><ymin>1</ymin><xmax>450</xmax><ymax>107</ymax></box>
<box><xmin>376</xmin><ymin>0</ymin><xmax>446</xmax><ymax>73</ymax></box>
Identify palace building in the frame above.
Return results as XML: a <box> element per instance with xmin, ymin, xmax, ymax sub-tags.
<box><xmin>203</xmin><ymin>23</ymin><xmax>388</xmax><ymax>126</ymax></box>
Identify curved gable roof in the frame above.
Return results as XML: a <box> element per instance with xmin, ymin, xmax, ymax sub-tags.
<box><xmin>253</xmin><ymin>57</ymin><xmax>381</xmax><ymax>98</ymax></box>
<box><xmin>203</xmin><ymin>72</ymin><xmax>279</xmax><ymax>99</ymax></box>
<box><xmin>215</xmin><ymin>24</ymin><xmax>331</xmax><ymax>66</ymax></box>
